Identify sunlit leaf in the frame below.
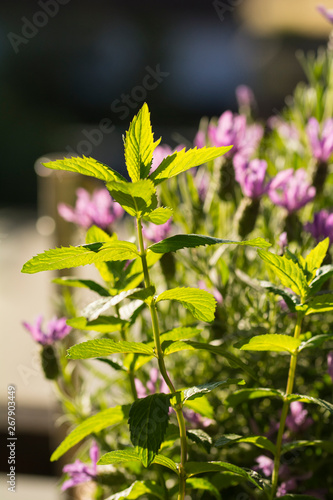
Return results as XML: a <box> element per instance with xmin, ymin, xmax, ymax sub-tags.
<box><xmin>156</xmin><ymin>287</ymin><xmax>216</xmax><ymax>322</ymax></box>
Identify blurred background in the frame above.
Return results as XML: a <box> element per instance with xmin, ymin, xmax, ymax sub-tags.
<box><xmin>0</xmin><ymin>0</ymin><xmax>332</xmax><ymax>498</ymax></box>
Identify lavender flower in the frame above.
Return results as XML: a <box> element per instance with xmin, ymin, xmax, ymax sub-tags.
<box><xmin>135</xmin><ymin>368</ymin><xmax>169</xmax><ymax>399</ymax></box>
<box><xmin>22</xmin><ymin>315</ymin><xmax>71</xmax><ymax>345</ymax></box>
<box><xmin>208</xmin><ymin>111</ymin><xmax>263</xmax><ymax>159</ymax></box>
<box><xmin>268</xmin><ymin>169</ymin><xmax>316</xmax><ymax>213</ymax></box>
<box><xmin>317</xmin><ymin>5</ymin><xmax>333</xmax><ymax>23</ymax></box>
<box><xmin>142</xmin><ymin>219</ymin><xmax>172</xmax><ymax>243</ymax></box>
<box><xmin>62</xmin><ymin>441</ymin><xmax>98</xmax><ymax>491</ymax></box>
<box><xmin>234</xmin><ymin>156</ymin><xmax>269</xmax><ymax>199</ymax></box>
<box><xmin>306</xmin><ymin>117</ymin><xmax>333</xmax><ymax>162</ymax></box>
<box><xmin>305</xmin><ymin>210</ymin><xmax>333</xmax><ymax>242</ymax></box>
<box><xmin>285</xmin><ymin>402</ymin><xmax>313</xmax><ymax>433</ymax></box>
<box><xmin>194</xmin><ymin>130</ymin><xmax>206</xmax><ymax>149</ymax></box>
<box><xmin>58</xmin><ymin>187</ymin><xmax>123</xmax><ymax>230</ymax></box>
<box><xmin>278</xmin><ymin>232</ymin><xmax>288</xmax><ymax>251</ymax></box>
<box><xmin>328</xmin><ymin>351</ymin><xmax>333</xmax><ymax>382</ymax></box>
<box><xmin>182</xmin><ymin>408</ymin><xmax>214</xmax><ymax>428</ymax></box>
<box><xmin>198</xmin><ymin>280</ymin><xmax>223</xmax><ymax>305</ymax></box>
<box><xmin>236</xmin><ymin>85</ymin><xmax>255</xmax><ymax>109</ymax></box>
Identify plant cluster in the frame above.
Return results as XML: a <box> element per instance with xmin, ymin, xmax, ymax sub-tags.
<box><xmin>22</xmin><ymin>15</ymin><xmax>333</xmax><ymax>500</ymax></box>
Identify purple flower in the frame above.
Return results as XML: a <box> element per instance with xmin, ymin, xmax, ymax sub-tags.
<box><xmin>22</xmin><ymin>315</ymin><xmax>72</xmax><ymax>345</ymax></box>
<box><xmin>236</xmin><ymin>85</ymin><xmax>255</xmax><ymax>108</ymax></box>
<box><xmin>328</xmin><ymin>351</ymin><xmax>333</xmax><ymax>382</ymax></box>
<box><xmin>317</xmin><ymin>5</ymin><xmax>333</xmax><ymax>23</ymax></box>
<box><xmin>58</xmin><ymin>187</ymin><xmax>123</xmax><ymax>230</ymax></box>
<box><xmin>268</xmin><ymin>169</ymin><xmax>316</xmax><ymax>213</ymax></box>
<box><xmin>268</xmin><ymin>116</ymin><xmax>300</xmax><ymax>142</ymax></box>
<box><xmin>305</xmin><ymin>210</ymin><xmax>333</xmax><ymax>242</ymax></box>
<box><xmin>198</xmin><ymin>280</ymin><xmax>223</xmax><ymax>305</ymax></box>
<box><xmin>194</xmin><ymin>130</ymin><xmax>206</xmax><ymax>149</ymax></box>
<box><xmin>306</xmin><ymin>117</ymin><xmax>333</xmax><ymax>162</ymax></box>
<box><xmin>234</xmin><ymin>156</ymin><xmax>269</xmax><ymax>199</ymax></box>
<box><xmin>62</xmin><ymin>441</ymin><xmax>98</xmax><ymax>491</ymax></box>
<box><xmin>183</xmin><ymin>408</ymin><xmax>214</xmax><ymax>428</ymax></box>
<box><xmin>142</xmin><ymin>219</ymin><xmax>172</xmax><ymax>243</ymax></box>
<box><xmin>278</xmin><ymin>232</ymin><xmax>288</xmax><ymax>250</ymax></box>
<box><xmin>208</xmin><ymin>111</ymin><xmax>263</xmax><ymax>159</ymax></box>
<box><xmin>135</xmin><ymin>368</ymin><xmax>169</xmax><ymax>399</ymax></box>
<box><xmin>194</xmin><ymin>169</ymin><xmax>210</xmax><ymax>201</ymax></box>
<box><xmin>285</xmin><ymin>402</ymin><xmax>313</xmax><ymax>433</ymax></box>
<box><xmin>254</xmin><ymin>455</ymin><xmax>274</xmax><ymax>477</ymax></box>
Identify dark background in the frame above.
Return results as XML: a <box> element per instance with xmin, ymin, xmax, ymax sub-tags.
<box><xmin>0</xmin><ymin>0</ymin><xmax>329</xmax><ymax>206</ymax></box>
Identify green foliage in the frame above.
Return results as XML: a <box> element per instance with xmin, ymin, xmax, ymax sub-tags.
<box><xmin>43</xmin><ymin>155</ymin><xmax>126</xmax><ymax>182</ymax></box>
<box><xmin>52</xmin><ymin>277</ymin><xmax>111</xmax><ymax>296</ymax></box>
<box><xmin>184</xmin><ymin>462</ymin><xmax>263</xmax><ymax>489</ymax></box>
<box><xmin>156</xmin><ymin>287</ymin><xmax>216</xmax><ymax>322</ymax></box>
<box><xmin>186</xmin><ymin>478</ymin><xmax>221</xmax><ymax>499</ymax></box>
<box><xmin>236</xmin><ymin>334</ymin><xmax>302</xmax><ymax>354</ymax></box>
<box><xmin>149</xmin><ymin>234</ymin><xmax>270</xmax><ymax>253</ymax></box>
<box><xmin>214</xmin><ymin>434</ymin><xmax>276</xmax><ymax>454</ymax></box>
<box><xmin>67</xmin><ymin>339</ymin><xmax>155</xmax><ymax>359</ymax></box>
<box><xmin>286</xmin><ymin>394</ymin><xmax>333</xmax><ymax>414</ymax></box>
<box><xmin>225</xmin><ymin>388</ymin><xmax>284</xmax><ymax>408</ymax></box>
<box><xmin>51</xmin><ymin>405</ymin><xmax>130</xmax><ymax>461</ymax></box>
<box><xmin>106</xmin><ymin>179</ymin><xmax>156</xmax><ymax>217</ymax></box>
<box><xmin>181</xmin><ymin>379</ymin><xmax>245</xmax><ymax>402</ymax></box>
<box><xmin>304</xmin><ymin>237</ymin><xmax>329</xmax><ymax>277</ymax></box>
<box><xmin>128</xmin><ymin>394</ymin><xmax>171</xmax><ymax>467</ymax></box>
<box><xmin>105</xmin><ymin>480</ymin><xmax>164</xmax><ymax>500</ymax></box>
<box><xmin>304</xmin><ymin>294</ymin><xmax>333</xmax><ymax>315</ymax></box>
<box><xmin>142</xmin><ymin>207</ymin><xmax>173</xmax><ymax>224</ymax></box>
<box><xmin>98</xmin><ymin>449</ymin><xmax>178</xmax><ymax>472</ymax></box>
<box><xmin>67</xmin><ymin>316</ymin><xmax>127</xmax><ymax>333</ymax></box>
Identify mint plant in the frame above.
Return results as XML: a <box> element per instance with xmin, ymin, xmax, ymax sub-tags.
<box><xmin>22</xmin><ymin>103</ymin><xmax>269</xmax><ymax>499</ymax></box>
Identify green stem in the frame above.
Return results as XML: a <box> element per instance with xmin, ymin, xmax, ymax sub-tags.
<box><xmin>270</xmin><ymin>312</ymin><xmax>303</xmax><ymax>499</ymax></box>
<box><xmin>136</xmin><ymin>218</ymin><xmax>187</xmax><ymax>500</ymax></box>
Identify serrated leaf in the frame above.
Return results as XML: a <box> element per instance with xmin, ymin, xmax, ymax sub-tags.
<box><xmin>214</xmin><ymin>434</ymin><xmax>276</xmax><ymax>454</ymax></box>
<box><xmin>153</xmin><ymin>454</ymin><xmax>178</xmax><ymax>472</ymax></box>
<box><xmin>184</xmin><ymin>395</ymin><xmax>214</xmax><ymax>419</ymax></box>
<box><xmin>149</xmin><ymin>234</ymin><xmax>270</xmax><ymax>254</ymax></box>
<box><xmin>225</xmin><ymin>388</ymin><xmax>284</xmax><ymax>408</ymax></box>
<box><xmin>160</xmin><ymin>326</ymin><xmax>202</xmax><ymax>343</ymax></box>
<box><xmin>22</xmin><ymin>241</ymin><xmax>138</xmax><ymax>274</ymax></box>
<box><xmin>105</xmin><ymin>480</ymin><xmax>164</xmax><ymax>500</ymax></box>
<box><xmin>182</xmin><ymin>379</ymin><xmax>245</xmax><ymax>402</ymax></box>
<box><xmin>185</xmin><ymin>462</ymin><xmax>263</xmax><ymax>489</ymax></box>
<box><xmin>143</xmin><ymin>207</ymin><xmax>173</xmax><ymax>225</ymax></box>
<box><xmin>305</xmin><ymin>238</ymin><xmax>329</xmax><ymax>277</ymax></box>
<box><xmin>43</xmin><ymin>156</ymin><xmax>126</xmax><ymax>182</ymax></box>
<box><xmin>282</xmin><ymin>439</ymin><xmax>333</xmax><ymax>454</ymax></box>
<box><xmin>258</xmin><ymin>249</ymin><xmax>309</xmax><ymax>298</ymax></box>
<box><xmin>85</xmin><ymin>226</ymin><xmax>119</xmax><ymax>282</ymax></box>
<box><xmin>186</xmin><ymin>478</ymin><xmax>221</xmax><ymax>499</ymax></box>
<box><xmin>156</xmin><ymin>287</ymin><xmax>216</xmax><ymax>322</ymax></box>
<box><xmin>162</xmin><ymin>341</ymin><xmax>257</xmax><ymax>380</ymax></box>
<box><xmin>124</xmin><ymin>103</ymin><xmax>160</xmax><ymax>181</ymax></box>
<box><xmin>82</xmin><ymin>287</ymin><xmax>155</xmax><ymax>321</ymax></box>
<box><xmin>187</xmin><ymin>429</ymin><xmax>213</xmax><ymax>453</ymax></box>
<box><xmin>236</xmin><ymin>334</ymin><xmax>301</xmax><ymax>355</ymax></box>
<box><xmin>52</xmin><ymin>277</ymin><xmax>110</xmax><ymax>297</ymax></box>
<box><xmin>304</xmin><ymin>294</ymin><xmax>333</xmax><ymax>315</ymax></box>
<box><xmin>67</xmin><ymin>316</ymin><xmax>127</xmax><ymax>333</ymax></box>
<box><xmin>129</xmin><ymin>394</ymin><xmax>171</xmax><ymax>467</ymax></box>
<box><xmin>50</xmin><ymin>405</ymin><xmax>129</xmax><ymax>461</ymax></box>
<box><xmin>260</xmin><ymin>281</ymin><xmax>299</xmax><ymax>312</ymax></box>
<box><xmin>299</xmin><ymin>333</ymin><xmax>333</xmax><ymax>351</ymax></box>
<box><xmin>149</xmin><ymin>146</ymin><xmax>232</xmax><ymax>184</ymax></box>
<box><xmin>98</xmin><ymin>448</ymin><xmax>141</xmax><ymax>465</ymax></box>
<box><xmin>96</xmin><ymin>357</ymin><xmax>126</xmax><ymax>371</ymax></box>
<box><xmin>286</xmin><ymin>394</ymin><xmax>333</xmax><ymax>415</ymax></box>
<box><xmin>309</xmin><ymin>265</ymin><xmax>333</xmax><ymax>294</ymax></box>
<box><xmin>106</xmin><ymin>179</ymin><xmax>156</xmax><ymax>216</ymax></box>
<box><xmin>67</xmin><ymin>339</ymin><xmax>155</xmax><ymax>359</ymax></box>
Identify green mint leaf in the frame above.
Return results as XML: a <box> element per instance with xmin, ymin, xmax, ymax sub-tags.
<box><xmin>50</xmin><ymin>405</ymin><xmax>130</xmax><ymax>461</ymax></box>
<box><xmin>106</xmin><ymin>480</ymin><xmax>164</xmax><ymax>500</ymax></box>
<box><xmin>299</xmin><ymin>333</ymin><xmax>333</xmax><ymax>351</ymax></box>
<box><xmin>106</xmin><ymin>179</ymin><xmax>156</xmax><ymax>216</ymax></box>
<box><xmin>260</xmin><ymin>281</ymin><xmax>299</xmax><ymax>312</ymax></box>
<box><xmin>186</xmin><ymin>478</ymin><xmax>221</xmax><ymax>500</ymax></box>
<box><xmin>286</xmin><ymin>394</ymin><xmax>333</xmax><ymax>415</ymax></box>
<box><xmin>98</xmin><ymin>449</ymin><xmax>178</xmax><ymax>473</ymax></box>
<box><xmin>214</xmin><ymin>434</ymin><xmax>276</xmax><ymax>454</ymax></box>
<box><xmin>304</xmin><ymin>238</ymin><xmax>330</xmax><ymax>278</ymax></box>
<box><xmin>156</xmin><ymin>287</ymin><xmax>216</xmax><ymax>322</ymax></box>
<box><xmin>160</xmin><ymin>326</ymin><xmax>202</xmax><ymax>343</ymax></box>
<box><xmin>43</xmin><ymin>156</ymin><xmax>125</xmax><ymax>182</ymax></box>
<box><xmin>184</xmin><ymin>395</ymin><xmax>214</xmax><ymax>419</ymax></box>
<box><xmin>277</xmin><ymin>495</ymin><xmax>327</xmax><ymax>500</ymax></box>
<box><xmin>258</xmin><ymin>249</ymin><xmax>309</xmax><ymax>298</ymax></box>
<box><xmin>309</xmin><ymin>265</ymin><xmax>333</xmax><ymax>295</ymax></box>
<box><xmin>129</xmin><ymin>394</ymin><xmax>171</xmax><ymax>467</ymax></box>
<box><xmin>124</xmin><ymin>103</ymin><xmax>161</xmax><ymax>181</ymax></box>
<box><xmin>52</xmin><ymin>277</ymin><xmax>110</xmax><ymax>297</ymax></box>
<box><xmin>304</xmin><ymin>293</ymin><xmax>333</xmax><ymax>315</ymax></box>
<box><xmin>149</xmin><ymin>146</ymin><xmax>232</xmax><ymax>184</ymax></box>
<box><xmin>21</xmin><ymin>241</ymin><xmax>138</xmax><ymax>274</ymax></box>
<box><xmin>235</xmin><ymin>334</ymin><xmax>301</xmax><ymax>355</ymax></box>
<box><xmin>282</xmin><ymin>440</ymin><xmax>333</xmax><ymax>454</ymax></box>
<box><xmin>187</xmin><ymin>429</ymin><xmax>213</xmax><ymax>453</ymax></box>
<box><xmin>67</xmin><ymin>316</ymin><xmax>127</xmax><ymax>334</ymax></box>
<box><xmin>142</xmin><ymin>207</ymin><xmax>173</xmax><ymax>225</ymax></box>
<box><xmin>67</xmin><ymin>339</ymin><xmax>155</xmax><ymax>359</ymax></box>
<box><xmin>182</xmin><ymin>379</ymin><xmax>245</xmax><ymax>403</ymax></box>
<box><xmin>185</xmin><ymin>462</ymin><xmax>264</xmax><ymax>489</ymax></box>
<box><xmin>225</xmin><ymin>388</ymin><xmax>284</xmax><ymax>408</ymax></box>
<box><xmin>149</xmin><ymin>234</ymin><xmax>270</xmax><ymax>254</ymax></box>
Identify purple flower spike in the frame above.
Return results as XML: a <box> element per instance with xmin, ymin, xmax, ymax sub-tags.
<box><xmin>268</xmin><ymin>168</ymin><xmax>316</xmax><ymax>213</ymax></box>
<box><xmin>306</xmin><ymin>117</ymin><xmax>333</xmax><ymax>162</ymax></box>
<box><xmin>317</xmin><ymin>5</ymin><xmax>333</xmax><ymax>23</ymax></box>
<box><xmin>328</xmin><ymin>351</ymin><xmax>333</xmax><ymax>382</ymax></box>
<box><xmin>62</xmin><ymin>441</ymin><xmax>98</xmax><ymax>491</ymax></box>
<box><xmin>236</xmin><ymin>85</ymin><xmax>255</xmax><ymax>108</ymax></box>
<box><xmin>285</xmin><ymin>402</ymin><xmax>313</xmax><ymax>433</ymax></box>
<box><xmin>194</xmin><ymin>130</ymin><xmax>206</xmax><ymax>149</ymax></box>
<box><xmin>305</xmin><ymin>210</ymin><xmax>333</xmax><ymax>242</ymax></box>
<box><xmin>234</xmin><ymin>156</ymin><xmax>268</xmax><ymax>199</ymax></box>
<box><xmin>22</xmin><ymin>315</ymin><xmax>72</xmax><ymax>345</ymax></box>
<box><xmin>142</xmin><ymin>219</ymin><xmax>172</xmax><ymax>244</ymax></box>
<box><xmin>254</xmin><ymin>455</ymin><xmax>274</xmax><ymax>477</ymax></box>
<box><xmin>208</xmin><ymin>111</ymin><xmax>263</xmax><ymax>159</ymax></box>
<box><xmin>58</xmin><ymin>187</ymin><xmax>124</xmax><ymax>230</ymax></box>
